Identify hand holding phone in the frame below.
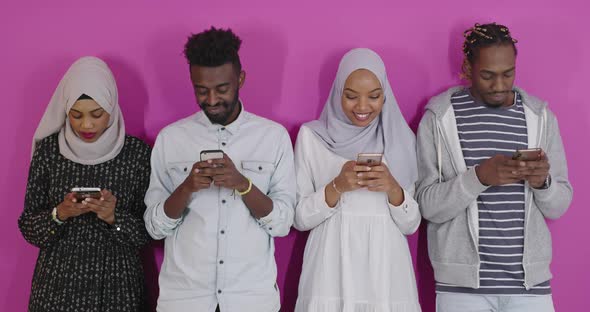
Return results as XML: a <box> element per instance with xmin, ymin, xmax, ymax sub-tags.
<box><xmin>79</xmin><ymin>189</ymin><xmax>117</xmax><ymax>225</ymax></box>
<box><xmin>56</xmin><ymin>191</ymin><xmax>94</xmax><ymax>221</ymax></box>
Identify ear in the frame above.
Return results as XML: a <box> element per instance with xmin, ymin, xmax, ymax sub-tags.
<box><xmin>238</xmin><ymin>70</ymin><xmax>246</xmax><ymax>89</ymax></box>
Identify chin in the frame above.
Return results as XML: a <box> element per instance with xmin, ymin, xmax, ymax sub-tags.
<box><xmin>483</xmin><ymin>100</ymin><xmax>505</xmax><ymax>108</ymax></box>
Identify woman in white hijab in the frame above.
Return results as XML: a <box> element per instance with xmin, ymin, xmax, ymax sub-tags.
<box><xmin>294</xmin><ymin>48</ymin><xmax>422</xmax><ymax>312</ymax></box>
<box><xmin>18</xmin><ymin>56</ymin><xmax>152</xmax><ymax>312</ymax></box>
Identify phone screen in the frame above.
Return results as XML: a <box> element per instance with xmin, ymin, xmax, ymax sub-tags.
<box><xmin>357</xmin><ymin>153</ymin><xmax>383</xmax><ymax>166</ymax></box>
<box><xmin>200</xmin><ymin>150</ymin><xmax>224</xmax><ymax>162</ymax></box>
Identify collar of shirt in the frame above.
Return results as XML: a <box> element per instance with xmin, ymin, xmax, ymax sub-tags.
<box><xmin>196</xmin><ymin>100</ymin><xmax>249</xmax><ymax>136</ymax></box>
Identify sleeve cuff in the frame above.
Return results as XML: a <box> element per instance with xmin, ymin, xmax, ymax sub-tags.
<box><xmin>465</xmin><ymin>166</ymin><xmax>489</xmax><ymax>196</ymax></box>
<box><xmin>387</xmin><ymin>188</ymin><xmax>411</xmax><ymax>212</ymax></box>
<box><xmin>155</xmin><ymin>202</ymin><xmax>183</xmax><ymax>227</ymax></box>
<box><xmin>257</xmin><ymin>204</ymin><xmax>280</xmax><ymax>228</ymax></box>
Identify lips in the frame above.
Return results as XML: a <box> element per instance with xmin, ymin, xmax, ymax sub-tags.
<box><xmin>79</xmin><ymin>132</ymin><xmax>96</xmax><ymax>140</ymax></box>
<box><xmin>490</xmin><ymin>92</ymin><xmax>508</xmax><ymax>102</ymax></box>
<box><xmin>205</xmin><ymin>106</ymin><xmax>224</xmax><ymax>115</ymax></box>
<box><xmin>353</xmin><ymin>112</ymin><xmax>371</xmax><ymax>122</ymax></box>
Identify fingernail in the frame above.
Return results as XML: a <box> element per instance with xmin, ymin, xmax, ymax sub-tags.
<box><xmin>357</xmin><ymin>173</ymin><xmax>362</xmax><ymax>177</ymax></box>
<box><xmin>367</xmin><ymin>167</ymin><xmax>371</xmax><ymax>171</ymax></box>
<box><xmin>207</xmin><ymin>160</ymin><xmax>212</xmax><ymax>163</ymax></box>
<box><xmin>85</xmin><ymin>198</ymin><xmax>91</xmax><ymax>202</ymax></box>
<box><xmin>520</xmin><ymin>162</ymin><xmax>526</xmax><ymax>166</ymax></box>
<box><xmin>195</xmin><ymin>169</ymin><xmax>199</xmax><ymax>173</ymax></box>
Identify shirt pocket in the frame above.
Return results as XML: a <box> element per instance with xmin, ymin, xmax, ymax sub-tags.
<box><xmin>241</xmin><ymin>160</ymin><xmax>275</xmax><ymax>195</ymax></box>
<box><xmin>165</xmin><ymin>161</ymin><xmax>194</xmax><ymax>189</ymax></box>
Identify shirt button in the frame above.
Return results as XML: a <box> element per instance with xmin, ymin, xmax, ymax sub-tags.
<box><xmin>222</xmin><ymin>142</ymin><xmax>226</xmax><ymax>146</ymax></box>
<box><xmin>221</xmin><ymin>127</ymin><xmax>226</xmax><ymax>131</ymax></box>
<box><xmin>218</xmin><ymin>289</ymin><xmax>222</xmax><ymax>294</ymax></box>
<box><xmin>220</xmin><ymin>230</ymin><xmax>225</xmax><ymax>234</ymax></box>
<box><xmin>222</xmin><ymin>199</ymin><xmax>226</xmax><ymax>204</ymax></box>
<box><xmin>269</xmin><ymin>227</ymin><xmax>273</xmax><ymax>231</ymax></box>
<box><xmin>184</xmin><ymin>167</ymin><xmax>187</xmax><ymax>172</ymax></box>
<box><xmin>258</xmin><ymin>166</ymin><xmax>263</xmax><ymax>171</ymax></box>
<box><xmin>116</xmin><ymin>226</ymin><xmax>121</xmax><ymax>231</ymax></box>
<box><xmin>219</xmin><ymin>260</ymin><xmax>224</xmax><ymax>264</ymax></box>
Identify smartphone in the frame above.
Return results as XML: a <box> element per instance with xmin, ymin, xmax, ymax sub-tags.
<box><xmin>71</xmin><ymin>187</ymin><xmax>102</xmax><ymax>201</ymax></box>
<box><xmin>200</xmin><ymin>149</ymin><xmax>224</xmax><ymax>162</ymax></box>
<box><xmin>356</xmin><ymin>153</ymin><xmax>383</xmax><ymax>166</ymax></box>
<box><xmin>512</xmin><ymin>148</ymin><xmax>542</xmax><ymax>161</ymax></box>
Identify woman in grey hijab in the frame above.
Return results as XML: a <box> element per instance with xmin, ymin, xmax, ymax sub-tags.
<box><xmin>293</xmin><ymin>48</ymin><xmax>422</xmax><ymax>312</ymax></box>
<box><xmin>19</xmin><ymin>56</ymin><xmax>152</xmax><ymax>311</ymax></box>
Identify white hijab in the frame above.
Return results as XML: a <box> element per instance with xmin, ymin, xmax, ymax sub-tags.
<box><xmin>305</xmin><ymin>48</ymin><xmax>418</xmax><ymax>189</ymax></box>
<box><xmin>32</xmin><ymin>56</ymin><xmax>125</xmax><ymax>165</ymax></box>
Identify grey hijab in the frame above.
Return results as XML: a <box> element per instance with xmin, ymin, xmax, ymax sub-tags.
<box><xmin>305</xmin><ymin>48</ymin><xmax>418</xmax><ymax>189</ymax></box>
<box><xmin>32</xmin><ymin>56</ymin><xmax>125</xmax><ymax>165</ymax></box>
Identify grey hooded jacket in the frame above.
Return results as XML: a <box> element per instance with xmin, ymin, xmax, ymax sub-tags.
<box><xmin>416</xmin><ymin>86</ymin><xmax>573</xmax><ymax>289</ymax></box>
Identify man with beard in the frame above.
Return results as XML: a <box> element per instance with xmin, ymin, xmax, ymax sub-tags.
<box><xmin>416</xmin><ymin>23</ymin><xmax>572</xmax><ymax>311</ymax></box>
<box><xmin>144</xmin><ymin>27</ymin><xmax>295</xmax><ymax>312</ymax></box>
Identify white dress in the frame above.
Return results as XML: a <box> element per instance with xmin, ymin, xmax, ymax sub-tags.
<box><xmin>293</xmin><ymin>125</ymin><xmax>422</xmax><ymax>312</ymax></box>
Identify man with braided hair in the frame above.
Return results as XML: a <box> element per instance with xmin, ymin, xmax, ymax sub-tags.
<box><xmin>416</xmin><ymin>22</ymin><xmax>572</xmax><ymax>311</ymax></box>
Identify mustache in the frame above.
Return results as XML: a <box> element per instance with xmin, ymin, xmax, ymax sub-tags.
<box><xmin>199</xmin><ymin>101</ymin><xmax>227</xmax><ymax>108</ymax></box>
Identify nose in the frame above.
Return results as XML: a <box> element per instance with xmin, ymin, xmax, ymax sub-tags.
<box><xmin>356</xmin><ymin>96</ymin><xmax>370</xmax><ymax>110</ymax></box>
<box><xmin>491</xmin><ymin>76</ymin><xmax>507</xmax><ymax>93</ymax></box>
<box><xmin>205</xmin><ymin>90</ymin><xmax>218</xmax><ymax>105</ymax></box>
<box><xmin>81</xmin><ymin>117</ymin><xmax>94</xmax><ymax>129</ymax></box>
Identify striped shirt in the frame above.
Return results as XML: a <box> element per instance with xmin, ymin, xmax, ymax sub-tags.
<box><xmin>436</xmin><ymin>88</ymin><xmax>551</xmax><ymax>295</ymax></box>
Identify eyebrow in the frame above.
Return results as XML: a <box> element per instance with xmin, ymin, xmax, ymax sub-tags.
<box><xmin>70</xmin><ymin>108</ymin><xmax>104</xmax><ymax>113</ymax></box>
<box><xmin>194</xmin><ymin>82</ymin><xmax>231</xmax><ymax>89</ymax></box>
<box><xmin>344</xmin><ymin>87</ymin><xmax>382</xmax><ymax>93</ymax></box>
<box><xmin>481</xmin><ymin>67</ymin><xmax>516</xmax><ymax>75</ymax></box>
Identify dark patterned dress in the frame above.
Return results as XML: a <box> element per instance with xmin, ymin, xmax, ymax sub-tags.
<box><xmin>18</xmin><ymin>133</ymin><xmax>152</xmax><ymax>312</ymax></box>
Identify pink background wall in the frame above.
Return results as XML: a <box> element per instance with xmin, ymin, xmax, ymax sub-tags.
<box><xmin>1</xmin><ymin>1</ymin><xmax>588</xmax><ymax>311</ymax></box>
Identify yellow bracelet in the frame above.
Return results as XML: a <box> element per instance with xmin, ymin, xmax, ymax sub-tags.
<box><xmin>238</xmin><ymin>178</ymin><xmax>253</xmax><ymax>196</ymax></box>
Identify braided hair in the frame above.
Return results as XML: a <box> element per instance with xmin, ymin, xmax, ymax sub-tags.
<box><xmin>461</xmin><ymin>23</ymin><xmax>518</xmax><ymax>80</ymax></box>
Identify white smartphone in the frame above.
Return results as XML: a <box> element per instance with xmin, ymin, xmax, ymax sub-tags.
<box><xmin>200</xmin><ymin>149</ymin><xmax>224</xmax><ymax>162</ymax></box>
<box><xmin>356</xmin><ymin>153</ymin><xmax>383</xmax><ymax>166</ymax></box>
<box><xmin>71</xmin><ymin>187</ymin><xmax>102</xmax><ymax>201</ymax></box>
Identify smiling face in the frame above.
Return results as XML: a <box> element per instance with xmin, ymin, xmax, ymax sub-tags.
<box><xmin>190</xmin><ymin>62</ymin><xmax>244</xmax><ymax>126</ymax></box>
<box><xmin>341</xmin><ymin>69</ymin><xmax>384</xmax><ymax>127</ymax></box>
<box><xmin>68</xmin><ymin>99</ymin><xmax>110</xmax><ymax>142</ymax></box>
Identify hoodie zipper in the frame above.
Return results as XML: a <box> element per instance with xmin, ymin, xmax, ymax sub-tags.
<box><xmin>435</xmin><ymin>116</ymin><xmax>481</xmax><ymax>288</ymax></box>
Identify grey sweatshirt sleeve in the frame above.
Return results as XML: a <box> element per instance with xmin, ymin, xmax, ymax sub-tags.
<box><xmin>530</xmin><ymin>110</ymin><xmax>573</xmax><ymax>219</ymax></box>
<box><xmin>416</xmin><ymin>110</ymin><xmax>488</xmax><ymax>224</ymax></box>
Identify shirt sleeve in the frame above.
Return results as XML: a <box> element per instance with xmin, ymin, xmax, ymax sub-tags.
<box><xmin>255</xmin><ymin>129</ymin><xmax>296</xmax><ymax>237</ymax></box>
<box><xmin>99</xmin><ymin>142</ymin><xmax>153</xmax><ymax>248</ymax></box>
<box><xmin>387</xmin><ymin>184</ymin><xmax>421</xmax><ymax>235</ymax></box>
<box><xmin>144</xmin><ymin>132</ymin><xmax>183</xmax><ymax>240</ymax></box>
<box><xmin>293</xmin><ymin>127</ymin><xmax>342</xmax><ymax>231</ymax></box>
<box><xmin>18</xmin><ymin>138</ymin><xmax>68</xmax><ymax>248</ymax></box>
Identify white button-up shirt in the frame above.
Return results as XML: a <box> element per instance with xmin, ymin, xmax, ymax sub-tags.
<box><xmin>144</xmin><ymin>106</ymin><xmax>295</xmax><ymax>312</ymax></box>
